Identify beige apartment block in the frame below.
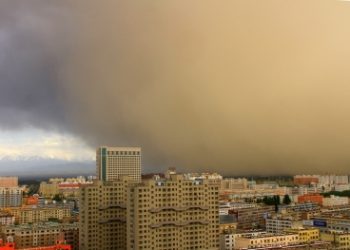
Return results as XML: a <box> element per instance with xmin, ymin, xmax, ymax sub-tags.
<box><xmin>0</xmin><ymin>187</ymin><xmax>22</xmax><ymax>207</ymax></box>
<box><xmin>39</xmin><ymin>182</ymin><xmax>59</xmax><ymax>198</ymax></box>
<box><xmin>0</xmin><ymin>211</ymin><xmax>15</xmax><ymax>226</ymax></box>
<box><xmin>235</xmin><ymin>232</ymin><xmax>300</xmax><ymax>249</ymax></box>
<box><xmin>79</xmin><ymin>174</ymin><xmax>220</xmax><ymax>250</ymax></box>
<box><xmin>79</xmin><ymin>177</ymin><xmax>138</xmax><ymax>250</ymax></box>
<box><xmin>0</xmin><ymin>177</ymin><xmax>18</xmax><ymax>188</ymax></box>
<box><xmin>285</xmin><ymin>228</ymin><xmax>320</xmax><ymax>244</ymax></box>
<box><xmin>96</xmin><ymin>146</ymin><xmax>141</xmax><ymax>182</ymax></box>
<box><xmin>9</xmin><ymin>206</ymin><xmax>71</xmax><ymax>224</ymax></box>
<box><xmin>1</xmin><ymin>222</ymin><xmax>78</xmax><ymax>249</ymax></box>
<box><xmin>127</xmin><ymin>174</ymin><xmax>220</xmax><ymax>250</ymax></box>
<box><xmin>321</xmin><ymin>231</ymin><xmax>350</xmax><ymax>249</ymax></box>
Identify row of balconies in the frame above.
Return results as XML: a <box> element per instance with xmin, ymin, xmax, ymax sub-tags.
<box><xmin>98</xmin><ymin>204</ymin><xmax>127</xmax><ymax>210</ymax></box>
<box><xmin>98</xmin><ymin>217</ymin><xmax>127</xmax><ymax>224</ymax></box>
<box><xmin>149</xmin><ymin>206</ymin><xmax>209</xmax><ymax>213</ymax></box>
<box><xmin>149</xmin><ymin>220</ymin><xmax>210</xmax><ymax>228</ymax></box>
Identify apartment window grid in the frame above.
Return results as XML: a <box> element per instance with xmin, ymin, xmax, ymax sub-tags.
<box><xmin>97</xmin><ymin>147</ymin><xmax>142</xmax><ymax>182</ymax></box>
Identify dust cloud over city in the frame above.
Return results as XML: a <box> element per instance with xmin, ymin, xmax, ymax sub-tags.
<box><xmin>2</xmin><ymin>0</ymin><xmax>350</xmax><ymax>175</ymax></box>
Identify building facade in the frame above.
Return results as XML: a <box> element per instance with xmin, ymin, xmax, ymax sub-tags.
<box><xmin>0</xmin><ymin>178</ymin><xmax>18</xmax><ymax>188</ymax></box>
<box><xmin>80</xmin><ymin>174</ymin><xmax>220</xmax><ymax>250</ymax></box>
<box><xmin>0</xmin><ymin>188</ymin><xmax>22</xmax><ymax>208</ymax></box>
<box><xmin>127</xmin><ymin>174</ymin><xmax>220</xmax><ymax>250</ymax></box>
<box><xmin>234</xmin><ymin>232</ymin><xmax>300</xmax><ymax>249</ymax></box>
<box><xmin>1</xmin><ymin>222</ymin><xmax>78</xmax><ymax>250</ymax></box>
<box><xmin>9</xmin><ymin>206</ymin><xmax>71</xmax><ymax>224</ymax></box>
<box><xmin>96</xmin><ymin>146</ymin><xmax>141</xmax><ymax>182</ymax></box>
<box><xmin>79</xmin><ymin>177</ymin><xmax>137</xmax><ymax>250</ymax></box>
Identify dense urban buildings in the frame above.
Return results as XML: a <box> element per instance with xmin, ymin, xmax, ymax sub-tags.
<box><xmin>4</xmin><ymin>148</ymin><xmax>350</xmax><ymax>250</ymax></box>
<box><xmin>1</xmin><ymin>222</ymin><xmax>78</xmax><ymax>250</ymax></box>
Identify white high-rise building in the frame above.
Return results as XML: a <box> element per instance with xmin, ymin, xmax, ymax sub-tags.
<box><xmin>96</xmin><ymin>146</ymin><xmax>141</xmax><ymax>182</ymax></box>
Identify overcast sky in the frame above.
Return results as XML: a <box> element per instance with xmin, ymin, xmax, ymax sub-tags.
<box><xmin>1</xmin><ymin>0</ymin><xmax>350</xmax><ymax>176</ymax></box>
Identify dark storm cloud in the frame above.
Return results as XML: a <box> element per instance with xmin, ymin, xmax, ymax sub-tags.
<box><xmin>2</xmin><ymin>0</ymin><xmax>350</xmax><ymax>175</ymax></box>
<box><xmin>0</xmin><ymin>1</ymin><xmax>71</xmax><ymax>130</ymax></box>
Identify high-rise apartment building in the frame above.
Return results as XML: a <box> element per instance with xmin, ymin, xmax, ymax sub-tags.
<box><xmin>80</xmin><ymin>175</ymin><xmax>220</xmax><ymax>250</ymax></box>
<box><xmin>127</xmin><ymin>174</ymin><xmax>220</xmax><ymax>250</ymax></box>
<box><xmin>96</xmin><ymin>146</ymin><xmax>141</xmax><ymax>182</ymax></box>
<box><xmin>79</xmin><ymin>177</ymin><xmax>138</xmax><ymax>250</ymax></box>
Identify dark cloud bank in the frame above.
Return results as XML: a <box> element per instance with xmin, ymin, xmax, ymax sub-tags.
<box><xmin>1</xmin><ymin>0</ymin><xmax>350</xmax><ymax>175</ymax></box>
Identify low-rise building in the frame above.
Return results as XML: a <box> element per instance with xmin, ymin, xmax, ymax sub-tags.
<box><xmin>221</xmin><ymin>178</ymin><xmax>248</xmax><ymax>190</ymax></box>
<box><xmin>323</xmin><ymin>195</ymin><xmax>349</xmax><ymax>207</ymax></box>
<box><xmin>234</xmin><ymin>232</ymin><xmax>300</xmax><ymax>249</ymax></box>
<box><xmin>0</xmin><ymin>211</ymin><xmax>14</xmax><ymax>226</ymax></box>
<box><xmin>233</xmin><ymin>206</ymin><xmax>274</xmax><ymax>230</ymax></box>
<box><xmin>220</xmin><ymin>231</ymin><xmax>264</xmax><ymax>250</ymax></box>
<box><xmin>321</xmin><ymin>231</ymin><xmax>350</xmax><ymax>249</ymax></box>
<box><xmin>0</xmin><ymin>177</ymin><xmax>18</xmax><ymax>188</ymax></box>
<box><xmin>8</xmin><ymin>206</ymin><xmax>71</xmax><ymax>224</ymax></box>
<box><xmin>298</xmin><ymin>194</ymin><xmax>323</xmax><ymax>206</ymax></box>
<box><xmin>266</xmin><ymin>215</ymin><xmax>303</xmax><ymax>233</ymax></box>
<box><xmin>285</xmin><ymin>228</ymin><xmax>320</xmax><ymax>243</ymax></box>
<box><xmin>0</xmin><ymin>188</ymin><xmax>22</xmax><ymax>208</ymax></box>
<box><xmin>1</xmin><ymin>222</ymin><xmax>78</xmax><ymax>250</ymax></box>
<box><xmin>39</xmin><ymin>182</ymin><xmax>59</xmax><ymax>199</ymax></box>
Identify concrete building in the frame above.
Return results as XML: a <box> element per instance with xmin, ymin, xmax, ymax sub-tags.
<box><xmin>79</xmin><ymin>177</ymin><xmax>138</xmax><ymax>250</ymax></box>
<box><xmin>321</xmin><ymin>231</ymin><xmax>350</xmax><ymax>249</ymax></box>
<box><xmin>1</xmin><ymin>222</ymin><xmax>78</xmax><ymax>250</ymax></box>
<box><xmin>96</xmin><ymin>146</ymin><xmax>141</xmax><ymax>182</ymax></box>
<box><xmin>234</xmin><ymin>232</ymin><xmax>300</xmax><ymax>249</ymax></box>
<box><xmin>311</xmin><ymin>215</ymin><xmax>350</xmax><ymax>233</ymax></box>
<box><xmin>323</xmin><ymin>195</ymin><xmax>349</xmax><ymax>207</ymax></box>
<box><xmin>221</xmin><ymin>178</ymin><xmax>248</xmax><ymax>190</ymax></box>
<box><xmin>294</xmin><ymin>175</ymin><xmax>349</xmax><ymax>188</ymax></box>
<box><xmin>0</xmin><ymin>178</ymin><xmax>18</xmax><ymax>188</ymax></box>
<box><xmin>0</xmin><ymin>211</ymin><xmax>14</xmax><ymax>226</ymax></box>
<box><xmin>294</xmin><ymin>175</ymin><xmax>319</xmax><ymax>186</ymax></box>
<box><xmin>219</xmin><ymin>202</ymin><xmax>257</xmax><ymax>215</ymax></box>
<box><xmin>266</xmin><ymin>215</ymin><xmax>303</xmax><ymax>234</ymax></box>
<box><xmin>285</xmin><ymin>228</ymin><xmax>320</xmax><ymax>243</ymax></box>
<box><xmin>39</xmin><ymin>182</ymin><xmax>59</xmax><ymax>199</ymax></box>
<box><xmin>220</xmin><ymin>231</ymin><xmax>263</xmax><ymax>250</ymax></box>
<box><xmin>297</xmin><ymin>194</ymin><xmax>323</xmax><ymax>206</ymax></box>
<box><xmin>127</xmin><ymin>174</ymin><xmax>220</xmax><ymax>250</ymax></box>
<box><xmin>80</xmin><ymin>174</ymin><xmax>220</xmax><ymax>250</ymax></box>
<box><xmin>233</xmin><ymin>206</ymin><xmax>274</xmax><ymax>229</ymax></box>
<box><xmin>8</xmin><ymin>206</ymin><xmax>71</xmax><ymax>224</ymax></box>
<box><xmin>0</xmin><ymin>188</ymin><xmax>22</xmax><ymax>208</ymax></box>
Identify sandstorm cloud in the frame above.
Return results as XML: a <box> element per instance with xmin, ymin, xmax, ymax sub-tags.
<box><xmin>2</xmin><ymin>0</ymin><xmax>350</xmax><ymax>175</ymax></box>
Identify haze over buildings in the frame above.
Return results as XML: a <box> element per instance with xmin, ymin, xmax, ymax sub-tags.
<box><xmin>2</xmin><ymin>1</ymin><xmax>350</xmax><ymax>175</ymax></box>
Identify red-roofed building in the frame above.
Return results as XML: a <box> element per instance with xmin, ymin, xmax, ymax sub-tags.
<box><xmin>298</xmin><ymin>194</ymin><xmax>323</xmax><ymax>206</ymax></box>
<box><xmin>25</xmin><ymin>196</ymin><xmax>39</xmax><ymax>206</ymax></box>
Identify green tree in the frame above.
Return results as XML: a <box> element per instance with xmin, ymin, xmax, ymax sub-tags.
<box><xmin>53</xmin><ymin>194</ymin><xmax>63</xmax><ymax>202</ymax></box>
<box><xmin>283</xmin><ymin>194</ymin><xmax>291</xmax><ymax>205</ymax></box>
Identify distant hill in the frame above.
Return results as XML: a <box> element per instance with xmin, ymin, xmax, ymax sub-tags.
<box><xmin>0</xmin><ymin>157</ymin><xmax>95</xmax><ymax>178</ymax></box>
